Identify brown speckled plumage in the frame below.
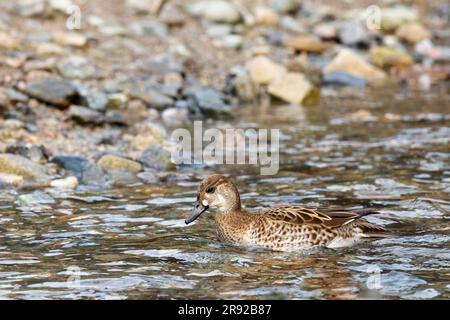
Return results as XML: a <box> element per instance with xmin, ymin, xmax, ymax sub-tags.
<box><xmin>185</xmin><ymin>175</ymin><xmax>390</xmax><ymax>252</ymax></box>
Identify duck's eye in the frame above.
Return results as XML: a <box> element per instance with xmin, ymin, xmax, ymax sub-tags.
<box><xmin>206</xmin><ymin>187</ymin><xmax>215</xmax><ymax>193</ymax></box>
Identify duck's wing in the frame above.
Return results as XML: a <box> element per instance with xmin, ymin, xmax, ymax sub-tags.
<box><xmin>262</xmin><ymin>206</ymin><xmax>379</xmax><ymax>228</ymax></box>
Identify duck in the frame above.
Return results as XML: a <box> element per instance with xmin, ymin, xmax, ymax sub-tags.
<box><xmin>185</xmin><ymin>174</ymin><xmax>390</xmax><ymax>251</ymax></box>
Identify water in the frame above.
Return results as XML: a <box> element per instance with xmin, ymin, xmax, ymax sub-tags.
<box><xmin>0</xmin><ymin>86</ymin><xmax>449</xmax><ymax>299</ymax></box>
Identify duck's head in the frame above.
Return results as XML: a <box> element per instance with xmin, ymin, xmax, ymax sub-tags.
<box><xmin>185</xmin><ymin>174</ymin><xmax>241</xmax><ymax>224</ymax></box>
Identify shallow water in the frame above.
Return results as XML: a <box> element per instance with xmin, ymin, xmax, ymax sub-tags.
<box><xmin>0</xmin><ymin>86</ymin><xmax>449</xmax><ymax>299</ymax></box>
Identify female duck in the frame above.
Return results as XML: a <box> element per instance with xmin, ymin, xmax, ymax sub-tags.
<box><xmin>185</xmin><ymin>174</ymin><xmax>389</xmax><ymax>251</ymax></box>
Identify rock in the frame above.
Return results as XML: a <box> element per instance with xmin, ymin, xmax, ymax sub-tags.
<box><xmin>186</xmin><ymin>87</ymin><xmax>232</xmax><ymax>118</ymax></box>
<box><xmin>137</xmin><ymin>169</ymin><xmax>160</xmax><ymax>184</ymax></box>
<box><xmin>57</xmin><ymin>56</ymin><xmax>97</xmax><ymax>80</ymax></box>
<box><xmin>380</xmin><ymin>6</ymin><xmax>418</xmax><ymax>32</ymax></box>
<box><xmin>4</xmin><ymin>89</ymin><xmax>28</xmax><ymax>103</ymax></box>
<box><xmin>396</xmin><ymin>23</ymin><xmax>431</xmax><ymax>44</ymax></box>
<box><xmin>322</xmin><ymin>72</ymin><xmax>367</xmax><ymax>88</ymax></box>
<box><xmin>350</xmin><ymin>109</ymin><xmax>377</xmax><ymax>122</ymax></box>
<box><xmin>48</xmin><ymin>0</ymin><xmax>76</xmax><ymax>14</ymax></box>
<box><xmin>52</xmin><ymin>31</ymin><xmax>88</xmax><ymax>47</ymax></box>
<box><xmin>105</xmin><ymin>111</ymin><xmax>128</xmax><ymax>126</ymax></box>
<box><xmin>268</xmin><ymin>0</ymin><xmax>299</xmax><ymax>14</ymax></box>
<box><xmin>245</xmin><ymin>56</ymin><xmax>286</xmax><ymax>85</ymax></box>
<box><xmin>132</xmin><ymin>88</ymin><xmax>174</xmax><ymax>109</ymax></box>
<box><xmin>339</xmin><ymin>21</ymin><xmax>371</xmax><ymax>47</ymax></box>
<box><xmin>69</xmin><ymin>105</ymin><xmax>104</xmax><ymax>125</ymax></box>
<box><xmin>131</xmin><ymin>18</ymin><xmax>169</xmax><ymax>39</ymax></box>
<box><xmin>189</xmin><ymin>0</ymin><xmax>241</xmax><ymax>24</ymax></box>
<box><xmin>159</xmin><ymin>4</ymin><xmax>186</xmax><ymax>26</ymax></box>
<box><xmin>16</xmin><ymin>191</ymin><xmax>55</xmax><ymax>206</ymax></box>
<box><xmin>138</xmin><ymin>146</ymin><xmax>174</xmax><ymax>170</ymax></box>
<box><xmin>136</xmin><ymin>53</ymin><xmax>184</xmax><ymax>76</ymax></box>
<box><xmin>36</xmin><ymin>42</ymin><xmax>65</xmax><ymax>56</ymax></box>
<box><xmin>0</xmin><ymin>173</ymin><xmax>24</xmax><ymax>186</ymax></box>
<box><xmin>76</xmin><ymin>86</ymin><xmax>108</xmax><ymax>111</ymax></box>
<box><xmin>283</xmin><ymin>35</ymin><xmax>329</xmax><ymax>54</ymax></box>
<box><xmin>51</xmin><ymin>156</ymin><xmax>107</xmax><ymax>185</ymax></box>
<box><xmin>50</xmin><ymin>176</ymin><xmax>78</xmax><ymax>189</ymax></box>
<box><xmin>254</xmin><ymin>6</ymin><xmax>279</xmax><ymax>26</ymax></box>
<box><xmin>129</xmin><ymin>123</ymin><xmax>167</xmax><ymax>151</ymax></box>
<box><xmin>370</xmin><ymin>47</ymin><xmax>413</xmax><ymax>69</ymax></box>
<box><xmin>97</xmin><ymin>155</ymin><xmax>142</xmax><ymax>174</ymax></box>
<box><xmin>225</xmin><ymin>66</ymin><xmax>258</xmax><ymax>102</ymax></box>
<box><xmin>0</xmin><ymin>153</ymin><xmax>49</xmax><ymax>181</ymax></box>
<box><xmin>268</xmin><ymin>72</ymin><xmax>314</xmax><ymax>105</ymax></box>
<box><xmin>5</xmin><ymin>144</ymin><xmax>49</xmax><ymax>163</ymax></box>
<box><xmin>279</xmin><ymin>16</ymin><xmax>304</xmax><ymax>33</ymax></box>
<box><xmin>220</xmin><ymin>34</ymin><xmax>243</xmax><ymax>49</ymax></box>
<box><xmin>206</xmin><ymin>24</ymin><xmax>233</xmax><ymax>38</ymax></box>
<box><xmin>126</xmin><ymin>0</ymin><xmax>165</xmax><ymax>15</ymax></box>
<box><xmin>0</xmin><ymin>32</ymin><xmax>20</xmax><ymax>50</ymax></box>
<box><xmin>324</xmin><ymin>49</ymin><xmax>387</xmax><ymax>85</ymax></box>
<box><xmin>161</xmin><ymin>107</ymin><xmax>189</xmax><ymax>126</ymax></box>
<box><xmin>3</xmin><ymin>119</ymin><xmax>25</xmax><ymax>130</ymax></box>
<box><xmin>22</xmin><ymin>78</ymin><xmax>78</xmax><ymax>108</ymax></box>
<box><xmin>23</xmin><ymin>58</ymin><xmax>56</xmax><ymax>72</ymax></box>
<box><xmin>15</xmin><ymin>0</ymin><xmax>46</xmax><ymax>17</ymax></box>
<box><xmin>314</xmin><ymin>22</ymin><xmax>338</xmax><ymax>40</ymax></box>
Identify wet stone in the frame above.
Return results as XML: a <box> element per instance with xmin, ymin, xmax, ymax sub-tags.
<box><xmin>51</xmin><ymin>156</ymin><xmax>107</xmax><ymax>186</ymax></box>
<box><xmin>16</xmin><ymin>191</ymin><xmax>55</xmax><ymax>208</ymax></box>
<box><xmin>185</xmin><ymin>87</ymin><xmax>232</xmax><ymax>118</ymax></box>
<box><xmin>322</xmin><ymin>72</ymin><xmax>367</xmax><ymax>88</ymax></box>
<box><xmin>97</xmin><ymin>155</ymin><xmax>142</xmax><ymax>174</ymax></box>
<box><xmin>50</xmin><ymin>176</ymin><xmax>79</xmax><ymax>189</ymax></box>
<box><xmin>22</xmin><ymin>78</ymin><xmax>78</xmax><ymax>108</ymax></box>
<box><xmin>138</xmin><ymin>146</ymin><xmax>174</xmax><ymax>171</ymax></box>
<box><xmin>0</xmin><ymin>153</ymin><xmax>49</xmax><ymax>182</ymax></box>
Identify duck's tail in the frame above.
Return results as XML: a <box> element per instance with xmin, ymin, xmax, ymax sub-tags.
<box><xmin>356</xmin><ymin>220</ymin><xmax>391</xmax><ymax>238</ymax></box>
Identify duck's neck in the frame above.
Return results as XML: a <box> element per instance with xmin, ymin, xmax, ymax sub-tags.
<box><xmin>215</xmin><ymin>206</ymin><xmax>254</xmax><ymax>245</ymax></box>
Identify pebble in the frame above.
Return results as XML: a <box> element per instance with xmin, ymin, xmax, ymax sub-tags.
<box><xmin>396</xmin><ymin>23</ymin><xmax>431</xmax><ymax>44</ymax></box>
<box><xmin>189</xmin><ymin>0</ymin><xmax>241</xmax><ymax>24</ymax></box>
<box><xmin>268</xmin><ymin>0</ymin><xmax>300</xmax><ymax>14</ymax></box>
<box><xmin>22</xmin><ymin>78</ymin><xmax>78</xmax><ymax>108</ymax></box>
<box><xmin>138</xmin><ymin>146</ymin><xmax>174</xmax><ymax>171</ymax></box>
<box><xmin>186</xmin><ymin>87</ymin><xmax>232</xmax><ymax>118</ymax></box>
<box><xmin>339</xmin><ymin>21</ymin><xmax>371</xmax><ymax>47</ymax></box>
<box><xmin>161</xmin><ymin>107</ymin><xmax>189</xmax><ymax>126</ymax></box>
<box><xmin>267</xmin><ymin>72</ymin><xmax>313</xmax><ymax>105</ymax></box>
<box><xmin>0</xmin><ymin>173</ymin><xmax>24</xmax><ymax>186</ymax></box>
<box><xmin>68</xmin><ymin>105</ymin><xmax>104</xmax><ymax>125</ymax></box>
<box><xmin>324</xmin><ymin>49</ymin><xmax>387</xmax><ymax>85</ymax></box>
<box><xmin>52</xmin><ymin>31</ymin><xmax>88</xmax><ymax>47</ymax></box>
<box><xmin>57</xmin><ymin>56</ymin><xmax>97</xmax><ymax>80</ymax></box>
<box><xmin>370</xmin><ymin>47</ymin><xmax>413</xmax><ymax>69</ymax></box>
<box><xmin>97</xmin><ymin>155</ymin><xmax>143</xmax><ymax>174</ymax></box>
<box><xmin>253</xmin><ymin>6</ymin><xmax>279</xmax><ymax>26</ymax></box>
<box><xmin>322</xmin><ymin>72</ymin><xmax>367</xmax><ymax>88</ymax></box>
<box><xmin>0</xmin><ymin>153</ymin><xmax>49</xmax><ymax>181</ymax></box>
<box><xmin>50</xmin><ymin>176</ymin><xmax>79</xmax><ymax>189</ymax></box>
<box><xmin>283</xmin><ymin>35</ymin><xmax>329</xmax><ymax>54</ymax></box>
<box><xmin>16</xmin><ymin>191</ymin><xmax>55</xmax><ymax>206</ymax></box>
<box><xmin>245</xmin><ymin>56</ymin><xmax>286</xmax><ymax>85</ymax></box>
<box><xmin>51</xmin><ymin>156</ymin><xmax>107</xmax><ymax>185</ymax></box>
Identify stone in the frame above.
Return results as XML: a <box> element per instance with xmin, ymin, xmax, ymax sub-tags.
<box><xmin>283</xmin><ymin>35</ymin><xmax>329</xmax><ymax>54</ymax></box>
<box><xmin>0</xmin><ymin>32</ymin><xmax>20</xmax><ymax>50</ymax></box>
<box><xmin>279</xmin><ymin>16</ymin><xmax>304</xmax><ymax>33</ymax></box>
<box><xmin>136</xmin><ymin>53</ymin><xmax>184</xmax><ymax>76</ymax></box>
<box><xmin>186</xmin><ymin>87</ymin><xmax>232</xmax><ymax>118</ymax></box>
<box><xmin>0</xmin><ymin>153</ymin><xmax>49</xmax><ymax>181</ymax></box>
<box><xmin>51</xmin><ymin>156</ymin><xmax>107</xmax><ymax>185</ymax></box>
<box><xmin>48</xmin><ymin>0</ymin><xmax>76</xmax><ymax>14</ymax></box>
<box><xmin>161</xmin><ymin>107</ymin><xmax>189</xmax><ymax>126</ymax></box>
<box><xmin>68</xmin><ymin>105</ymin><xmax>104</xmax><ymax>125</ymax></box>
<box><xmin>36</xmin><ymin>42</ymin><xmax>65</xmax><ymax>56</ymax></box>
<box><xmin>324</xmin><ymin>49</ymin><xmax>387</xmax><ymax>85</ymax></box>
<box><xmin>138</xmin><ymin>146</ymin><xmax>174</xmax><ymax>170</ymax></box>
<box><xmin>268</xmin><ymin>0</ymin><xmax>299</xmax><ymax>14</ymax></box>
<box><xmin>137</xmin><ymin>170</ymin><xmax>160</xmax><ymax>184</ymax></box>
<box><xmin>322</xmin><ymin>72</ymin><xmax>367</xmax><ymax>88</ymax></box>
<box><xmin>16</xmin><ymin>191</ymin><xmax>55</xmax><ymax>206</ymax></box>
<box><xmin>268</xmin><ymin>72</ymin><xmax>314</xmax><ymax>105</ymax></box>
<box><xmin>220</xmin><ymin>34</ymin><xmax>243</xmax><ymax>49</ymax></box>
<box><xmin>380</xmin><ymin>6</ymin><xmax>418</xmax><ymax>32</ymax></box>
<box><xmin>189</xmin><ymin>0</ymin><xmax>241</xmax><ymax>24</ymax></box>
<box><xmin>57</xmin><ymin>56</ymin><xmax>97</xmax><ymax>80</ymax></box>
<box><xmin>126</xmin><ymin>0</ymin><xmax>165</xmax><ymax>15</ymax></box>
<box><xmin>132</xmin><ymin>88</ymin><xmax>173</xmax><ymax>109</ymax></box>
<box><xmin>22</xmin><ymin>78</ymin><xmax>78</xmax><ymax>108</ymax></box>
<box><xmin>5</xmin><ymin>144</ymin><xmax>49</xmax><ymax>163</ymax></box>
<box><xmin>97</xmin><ymin>155</ymin><xmax>142</xmax><ymax>174</ymax></box>
<box><xmin>4</xmin><ymin>89</ymin><xmax>28</xmax><ymax>103</ymax></box>
<box><xmin>339</xmin><ymin>21</ymin><xmax>370</xmax><ymax>46</ymax></box>
<box><xmin>76</xmin><ymin>86</ymin><xmax>108</xmax><ymax>111</ymax></box>
<box><xmin>314</xmin><ymin>23</ymin><xmax>338</xmax><ymax>40</ymax></box>
<box><xmin>206</xmin><ymin>24</ymin><xmax>233</xmax><ymax>38</ymax></box>
<box><xmin>50</xmin><ymin>176</ymin><xmax>79</xmax><ymax>189</ymax></box>
<box><xmin>370</xmin><ymin>47</ymin><xmax>413</xmax><ymax>69</ymax></box>
<box><xmin>350</xmin><ymin>109</ymin><xmax>377</xmax><ymax>122</ymax></box>
<box><xmin>245</xmin><ymin>56</ymin><xmax>286</xmax><ymax>85</ymax></box>
<box><xmin>0</xmin><ymin>173</ymin><xmax>24</xmax><ymax>186</ymax></box>
<box><xmin>396</xmin><ymin>23</ymin><xmax>431</xmax><ymax>44</ymax></box>
<box><xmin>253</xmin><ymin>6</ymin><xmax>279</xmax><ymax>26</ymax></box>
<box><xmin>15</xmin><ymin>0</ymin><xmax>46</xmax><ymax>17</ymax></box>
<box><xmin>225</xmin><ymin>66</ymin><xmax>258</xmax><ymax>102</ymax></box>
<box><xmin>52</xmin><ymin>31</ymin><xmax>88</xmax><ymax>47</ymax></box>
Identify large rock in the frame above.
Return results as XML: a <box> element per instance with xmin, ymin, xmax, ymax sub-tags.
<box><xmin>186</xmin><ymin>87</ymin><xmax>232</xmax><ymax>118</ymax></box>
<box><xmin>97</xmin><ymin>155</ymin><xmax>143</xmax><ymax>174</ymax></box>
<box><xmin>395</xmin><ymin>23</ymin><xmax>431</xmax><ymax>44</ymax></box>
<box><xmin>51</xmin><ymin>156</ymin><xmax>107</xmax><ymax>185</ymax></box>
<box><xmin>0</xmin><ymin>153</ymin><xmax>49</xmax><ymax>181</ymax></box>
<box><xmin>22</xmin><ymin>78</ymin><xmax>78</xmax><ymax>108</ymax></box>
<box><xmin>245</xmin><ymin>56</ymin><xmax>286</xmax><ymax>85</ymax></box>
<box><xmin>189</xmin><ymin>0</ymin><xmax>241</xmax><ymax>24</ymax></box>
<box><xmin>324</xmin><ymin>49</ymin><xmax>387</xmax><ymax>85</ymax></box>
<box><xmin>268</xmin><ymin>72</ymin><xmax>314</xmax><ymax>105</ymax></box>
